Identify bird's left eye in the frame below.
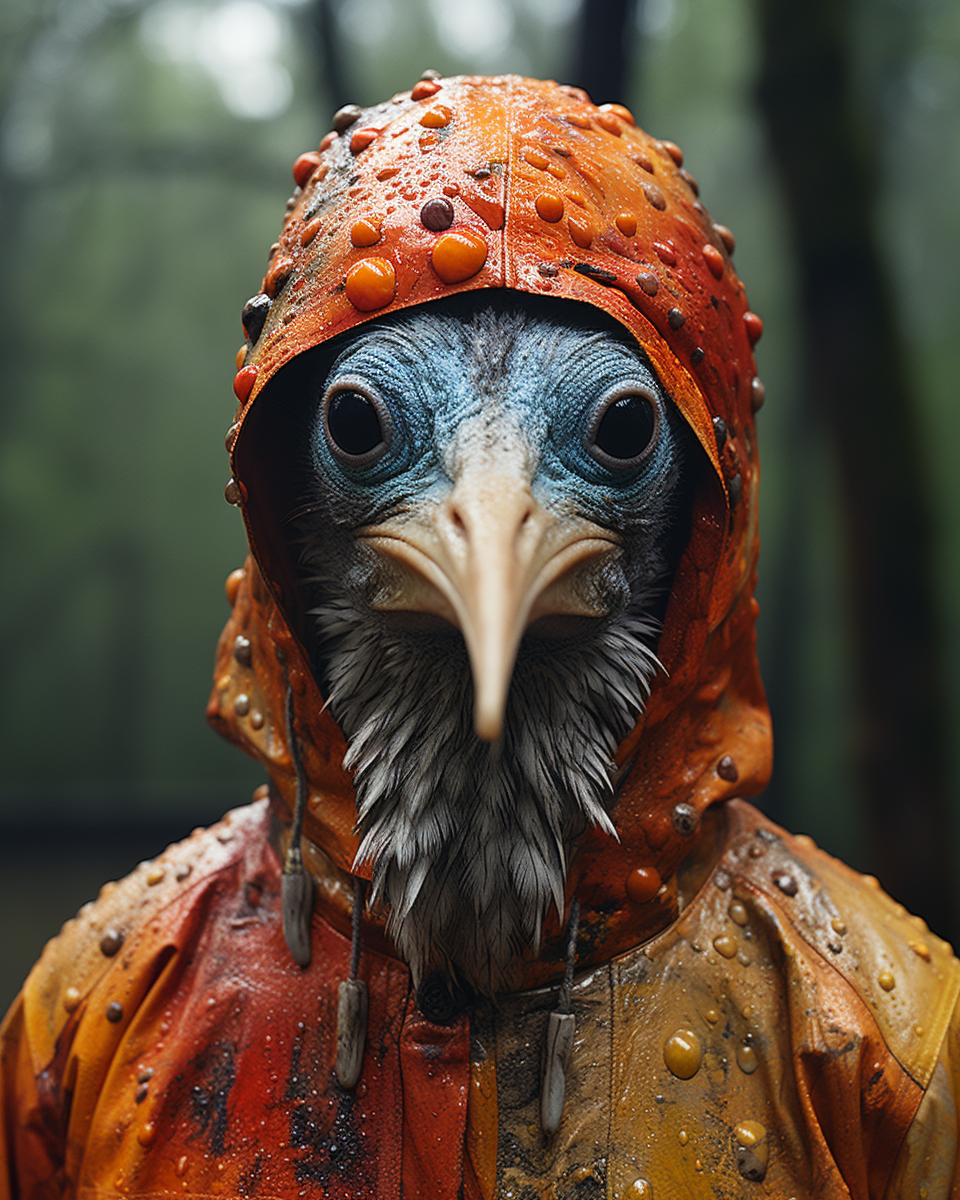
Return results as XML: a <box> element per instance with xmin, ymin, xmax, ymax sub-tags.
<box><xmin>323</xmin><ymin>383</ymin><xmax>391</xmax><ymax>465</ymax></box>
<box><xmin>586</xmin><ymin>389</ymin><xmax>660</xmax><ymax>469</ymax></box>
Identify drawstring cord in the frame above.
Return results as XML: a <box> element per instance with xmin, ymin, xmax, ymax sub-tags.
<box><xmin>281</xmin><ymin>684</ymin><xmax>314</xmax><ymax>967</ymax></box>
<box><xmin>335</xmin><ymin>876</ymin><xmax>369</xmax><ymax>1089</ymax></box>
<box><xmin>541</xmin><ymin>897</ymin><xmax>579</xmax><ymax>1136</ymax></box>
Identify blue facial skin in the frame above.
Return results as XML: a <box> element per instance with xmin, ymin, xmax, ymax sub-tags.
<box><xmin>302</xmin><ymin>297</ymin><xmax>693</xmax><ymax>564</ymax></box>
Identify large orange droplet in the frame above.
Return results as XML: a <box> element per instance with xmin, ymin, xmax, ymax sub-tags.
<box><xmin>595</xmin><ymin>112</ymin><xmax>622</xmax><ymax>136</ymax></box>
<box><xmin>233</xmin><ymin>365</ymin><xmax>259</xmax><ymax>403</ymax></box>
<box><xmin>411</xmin><ymin>79</ymin><xmax>441</xmax><ymax>101</ymax></box>
<box><xmin>600</xmin><ymin>102</ymin><xmax>636</xmax><ymax>126</ymax></box>
<box><xmin>663</xmin><ymin>1029</ymin><xmax>702</xmax><ymax>1079</ymax></box>
<box><xmin>568</xmin><ymin>215</ymin><xmax>594</xmax><ymax>248</ymax></box>
<box><xmin>431</xmin><ymin>229</ymin><xmax>488</xmax><ymax>284</ymax></box>
<box><xmin>292</xmin><ymin>152</ymin><xmax>321</xmax><ymax>188</ymax></box>
<box><xmin>420</xmin><ymin>105</ymin><xmax>453</xmax><ymax>129</ymax></box>
<box><xmin>535</xmin><ymin>192</ymin><xmax>564</xmax><ymax>222</ymax></box>
<box><xmin>344</xmin><ymin>258</ymin><xmax>397</xmax><ymax>311</ymax></box>
<box><xmin>615</xmin><ymin>212</ymin><xmax>637</xmax><ymax>237</ymax></box>
<box><xmin>351</xmin><ymin>217</ymin><xmax>382</xmax><ymax>247</ymax></box>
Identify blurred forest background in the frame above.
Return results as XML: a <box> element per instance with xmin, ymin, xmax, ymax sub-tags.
<box><xmin>1</xmin><ymin>0</ymin><xmax>959</xmax><ymax>1009</ymax></box>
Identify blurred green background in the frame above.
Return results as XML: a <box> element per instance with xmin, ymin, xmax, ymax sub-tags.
<box><xmin>1</xmin><ymin>0</ymin><xmax>958</xmax><ymax>1010</ymax></box>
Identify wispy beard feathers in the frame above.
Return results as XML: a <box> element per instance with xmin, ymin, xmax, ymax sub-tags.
<box><xmin>295</xmin><ymin>542</ymin><xmax>662</xmax><ymax>994</ymax></box>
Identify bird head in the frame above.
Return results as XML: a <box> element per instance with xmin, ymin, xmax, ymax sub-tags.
<box><xmin>210</xmin><ymin>75</ymin><xmax>772</xmax><ymax>993</ymax></box>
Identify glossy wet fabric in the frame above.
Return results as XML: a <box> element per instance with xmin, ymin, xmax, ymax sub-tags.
<box><xmin>3</xmin><ymin>799</ymin><xmax>959</xmax><ymax>1199</ymax></box>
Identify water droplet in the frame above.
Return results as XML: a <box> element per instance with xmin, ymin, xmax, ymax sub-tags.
<box><xmin>630</xmin><ymin>150</ymin><xmax>654</xmax><ymax>173</ymax></box>
<box><xmin>535</xmin><ymin>192</ymin><xmax>564</xmax><ymax>223</ymax></box>
<box><xmin>234</xmin><ymin>694</ymin><xmax>250</xmax><ymax>717</ymax></box>
<box><xmin>146</xmin><ymin>866</ymin><xmax>165</xmax><ymax>887</ymax></box>
<box><xmin>736</xmin><ymin>1043</ymin><xmax>758</xmax><ymax>1074</ymax></box>
<box><xmin>733</xmin><ymin>1120</ymin><xmax>768</xmax><ymax>1181</ymax></box>
<box><xmin>137</xmin><ymin>1122</ymin><xmax>156</xmax><ymax>1147</ymax></box>
<box><xmin>831</xmin><ymin>917</ymin><xmax>847</xmax><ymax>935</ymax></box>
<box><xmin>344</xmin><ymin>258</ymin><xmax>397</xmax><ymax>311</ymax></box>
<box><xmin>63</xmin><ymin>987</ymin><xmax>81</xmax><ymax>1013</ymax></box>
<box><xmin>704</xmin><ymin>1006</ymin><xmax>720</xmax><ymax>1024</ymax></box>
<box><xmin>420</xmin><ymin>198</ymin><xmax>455</xmax><ymax>231</ymax></box>
<box><xmin>717</xmin><ymin>755</ymin><xmax>739</xmax><ymax>781</ymax></box>
<box><xmin>350</xmin><ymin>217</ymin><xmax>382</xmax><ymax>248</ymax></box>
<box><xmin>523</xmin><ymin>148</ymin><xmax>549</xmax><ymax>170</ymax></box>
<box><xmin>431</xmin><ymin>229</ymin><xmax>488</xmax><ymax>283</ymax></box>
<box><xmin>751</xmin><ymin>376</ymin><xmax>766</xmax><ymax>412</ymax></box>
<box><xmin>100</xmin><ymin>929</ymin><xmax>124</xmax><ymax>957</ymax></box>
<box><xmin>292</xmin><ymin>152</ymin><xmax>321</xmax><ymax>189</ymax></box>
<box><xmin>713</xmin><ymin>934</ymin><xmax>738</xmax><ymax>959</ymax></box>
<box><xmin>106</xmin><ymin>1001</ymin><xmax>124</xmax><ymax>1024</ymax></box>
<box><xmin>568</xmin><ymin>215</ymin><xmax>594</xmax><ymax>248</ymax></box>
<box><xmin>878</xmin><ymin>971</ymin><xmax>896</xmax><ymax>992</ymax></box>
<box><xmin>595</xmin><ymin>112</ymin><xmax>623</xmax><ymax>135</ymax></box>
<box><xmin>714</xmin><ymin>224</ymin><xmax>735</xmax><ymax>253</ymax></box>
<box><xmin>615</xmin><ymin>211</ymin><xmax>637</xmax><ymax>237</ymax></box>
<box><xmin>420</xmin><ymin>105</ymin><xmax>452</xmax><ymax>129</ymax></box>
<box><xmin>664</xmin><ymin>1029</ymin><xmax>702</xmax><ymax>1079</ymax></box>
<box><xmin>411</xmin><ymin>79</ymin><xmax>442</xmax><ymax>101</ymax></box>
<box><xmin>636</xmin><ymin>271</ymin><xmax>659</xmax><ymax>297</ymax></box>
<box><xmin>728</xmin><ymin>900</ymin><xmax>748</xmax><ymax>926</ymax></box>
<box><xmin>773</xmin><ymin>873</ymin><xmax>798</xmax><ymax>897</ymax></box>
<box><xmin>333</xmin><ymin>104</ymin><xmax>362</xmax><ymax>132</ymax></box>
<box><xmin>667</xmin><ymin>308</ymin><xmax>686</xmax><ymax>330</ymax></box>
<box><xmin>626</xmin><ymin>866</ymin><xmax>662</xmax><ymax>904</ymax></box>
<box><xmin>626</xmin><ymin>1180</ymin><xmax>652</xmax><ymax>1199</ymax></box>
<box><xmin>660</xmin><ymin>140</ymin><xmax>684</xmax><ymax>166</ymax></box>
<box><xmin>235</xmin><ymin>346</ymin><xmax>247</xmax><ymax>371</ymax></box>
<box><xmin>743</xmin><ymin>311</ymin><xmax>764</xmax><ymax>346</ymax></box>
<box><xmin>175</xmin><ymin>1155</ymin><xmax>188</xmax><ymax>1178</ymax></box>
<box><xmin>642</xmin><ymin>182</ymin><xmax>666</xmax><ymax>211</ymax></box>
<box><xmin>703</xmin><ymin>244</ymin><xmax>725</xmax><ymax>278</ymax></box>
<box><xmin>909</xmin><ymin>940</ymin><xmax>931</xmax><ymax>961</ymax></box>
<box><xmin>249</xmin><ymin>710</ymin><xmax>264</xmax><ymax>730</ymax></box>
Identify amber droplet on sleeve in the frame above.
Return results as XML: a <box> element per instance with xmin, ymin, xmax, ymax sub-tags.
<box><xmin>420</xmin><ymin>105</ymin><xmax>452</xmax><ymax>129</ymax></box>
<box><xmin>292</xmin><ymin>152</ymin><xmax>321</xmax><ymax>188</ymax></box>
<box><xmin>431</xmin><ymin>229</ymin><xmax>488</xmax><ymax>283</ymax></box>
<box><xmin>615</xmin><ymin>212</ymin><xmax>637</xmax><ymax>237</ymax></box>
<box><xmin>344</xmin><ymin>258</ymin><xmax>397</xmax><ymax>311</ymax></box>
<box><xmin>535</xmin><ymin>192</ymin><xmax>564</xmax><ymax>222</ymax></box>
<box><xmin>350</xmin><ymin>217</ymin><xmax>382</xmax><ymax>247</ymax></box>
<box><xmin>233</xmin><ymin>366</ymin><xmax>259</xmax><ymax>404</ymax></box>
<box><xmin>744</xmin><ymin>312</ymin><xmax>764</xmax><ymax>346</ymax></box>
<box><xmin>626</xmin><ymin>866</ymin><xmax>661</xmax><ymax>904</ymax></box>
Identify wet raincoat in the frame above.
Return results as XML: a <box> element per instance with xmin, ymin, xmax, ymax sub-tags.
<box><xmin>3</xmin><ymin>75</ymin><xmax>959</xmax><ymax>1200</ymax></box>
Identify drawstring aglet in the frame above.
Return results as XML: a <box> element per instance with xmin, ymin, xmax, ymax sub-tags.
<box><xmin>541</xmin><ymin>896</ymin><xmax>579</xmax><ymax>1137</ymax></box>
<box><xmin>335</xmin><ymin>877</ymin><xmax>369</xmax><ymax>1089</ymax></box>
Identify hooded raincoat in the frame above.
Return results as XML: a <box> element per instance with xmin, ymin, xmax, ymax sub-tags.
<box><xmin>3</xmin><ymin>75</ymin><xmax>959</xmax><ymax>1200</ymax></box>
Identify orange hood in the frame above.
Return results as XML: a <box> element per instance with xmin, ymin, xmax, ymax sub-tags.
<box><xmin>207</xmin><ymin>74</ymin><xmax>771</xmax><ymax>980</ymax></box>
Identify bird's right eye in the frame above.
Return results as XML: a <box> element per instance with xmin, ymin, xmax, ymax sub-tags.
<box><xmin>323</xmin><ymin>383</ymin><xmax>391</xmax><ymax>466</ymax></box>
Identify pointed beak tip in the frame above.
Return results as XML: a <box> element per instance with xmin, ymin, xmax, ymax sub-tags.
<box><xmin>474</xmin><ymin>709</ymin><xmax>504</xmax><ymax>743</ymax></box>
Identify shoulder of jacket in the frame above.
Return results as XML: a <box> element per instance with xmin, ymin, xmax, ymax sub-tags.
<box><xmin>716</xmin><ymin>799</ymin><xmax>960</xmax><ymax>1088</ymax></box>
<box><xmin>16</xmin><ymin>798</ymin><xmax>273</xmax><ymax>1071</ymax></box>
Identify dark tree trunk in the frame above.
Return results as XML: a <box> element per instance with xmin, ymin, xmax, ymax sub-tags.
<box><xmin>754</xmin><ymin>0</ymin><xmax>955</xmax><ymax>936</ymax></box>
<box><xmin>571</xmin><ymin>0</ymin><xmax>638</xmax><ymax>106</ymax></box>
<box><xmin>303</xmin><ymin>0</ymin><xmax>350</xmax><ymax>118</ymax></box>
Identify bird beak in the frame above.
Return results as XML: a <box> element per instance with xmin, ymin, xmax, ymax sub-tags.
<box><xmin>358</xmin><ymin>473</ymin><xmax>620</xmax><ymax>741</ymax></box>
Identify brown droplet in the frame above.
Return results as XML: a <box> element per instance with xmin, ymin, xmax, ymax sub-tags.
<box><xmin>225</xmin><ymin>422</ymin><xmax>240</xmax><ymax>453</ymax></box>
<box><xmin>241</xmin><ymin>293</ymin><xmax>271</xmax><ymax>344</ymax></box>
<box><xmin>63</xmin><ymin>987</ymin><xmax>82</xmax><ymax>1013</ymax></box>
<box><xmin>538</xmin><ymin>262</ymin><xmax>559</xmax><ymax>278</ymax></box>
<box><xmin>716</xmin><ymin>755</ymin><xmax>738</xmax><ymax>782</ymax></box>
<box><xmin>138</xmin><ymin>1067</ymin><xmax>154</xmax><ymax>1083</ymax></box>
<box><xmin>773</xmin><ymin>873</ymin><xmax>798</xmax><ymax>897</ymax></box>
<box><xmin>909</xmin><ymin>939</ymin><xmax>931</xmax><ymax>961</ymax></box>
<box><xmin>146</xmin><ymin>866</ymin><xmax>165</xmax><ymax>886</ymax></box>
<box><xmin>703</xmin><ymin>243</ymin><xmax>725</xmax><ymax>278</ymax></box>
<box><xmin>565</xmin><ymin>112</ymin><xmax>592</xmax><ymax>130</ymax></box>
<box><xmin>333</xmin><ymin>103</ymin><xmax>362</xmax><ymax>132</ymax></box>
<box><xmin>137</xmin><ymin>1122</ymin><xmax>156</xmax><ymax>1147</ymax></box>
<box><xmin>535</xmin><ymin>192</ymin><xmax>564</xmax><ymax>222</ymax></box>
<box><xmin>713</xmin><ymin>933</ymin><xmax>738</xmax><ymax>959</ymax></box>
<box><xmin>672</xmin><ymin>802</ymin><xmax>699</xmax><ymax>835</ymax></box>
<box><xmin>626</xmin><ymin>1181</ymin><xmax>652</xmax><ymax>1199</ymax></box>
<box><xmin>250</xmin><ymin>710</ymin><xmax>265</xmax><ymax>730</ymax></box>
<box><xmin>175</xmin><ymin>1155</ymin><xmax>189</xmax><ymax>1178</ymax></box>
<box><xmin>232</xmin><ymin>636</ymin><xmax>252</xmax><ymax>668</ymax></box>
<box><xmin>615</xmin><ymin>211</ymin><xmax>637</xmax><ymax>237</ymax></box>
<box><xmin>642</xmin><ymin>182</ymin><xmax>667</xmax><ymax>211</ymax></box>
<box><xmin>691</xmin><ymin>347</ymin><xmax>705</xmax><ymax>366</ymax></box>
<box><xmin>714</xmin><ymin>224</ymin><xmax>735</xmax><ymax>253</ymax></box>
<box><xmin>319</xmin><ymin>131</ymin><xmax>337</xmax><ymax>152</ymax></box>
<box><xmin>411</xmin><ymin>78</ymin><xmax>441</xmax><ymax>100</ymax></box>
<box><xmin>225</xmin><ymin>568</ymin><xmax>245</xmax><ymax>607</ymax></box>
<box><xmin>827</xmin><ymin>939</ymin><xmax>843</xmax><ymax>954</ymax></box>
<box><xmin>420</xmin><ymin>105</ymin><xmax>452</xmax><ymax>129</ymax></box>
<box><xmin>654</xmin><ymin>241</ymin><xmax>677</xmax><ymax>266</ymax></box>
<box><xmin>714</xmin><ymin>869</ymin><xmax>732</xmax><ymax>890</ymax></box>
<box><xmin>523</xmin><ymin>148</ymin><xmax>549</xmax><ymax>170</ymax></box>
<box><xmin>678</xmin><ymin>167</ymin><xmax>699</xmax><ymax>195</ymax></box>
<box><xmin>234</xmin><ymin>694</ymin><xmax>250</xmax><ymax>717</ymax></box>
<box><xmin>630</xmin><ymin>150</ymin><xmax>654</xmax><ymax>173</ymax></box>
<box><xmin>135</xmin><ymin>1084</ymin><xmax>149</xmax><ymax>1104</ymax></box>
<box><xmin>292</xmin><ymin>151</ymin><xmax>322</xmax><ymax>188</ymax></box>
<box><xmin>351</xmin><ymin>217</ymin><xmax>382</xmax><ymax>247</ymax></box>
<box><xmin>736</xmin><ymin>1043</ymin><xmax>758</xmax><ymax>1074</ymax></box>
<box><xmin>106</xmin><ymin>1001</ymin><xmax>124</xmax><ymax>1023</ymax></box>
<box><xmin>704</xmin><ymin>1006</ymin><xmax>720</xmax><ymax>1024</ymax></box>
<box><xmin>100</xmin><ymin>929</ymin><xmax>124</xmax><ymax>957</ymax></box>
<box><xmin>420</xmin><ymin>197</ymin><xmax>455</xmax><ymax>231</ymax></box>
<box><xmin>667</xmin><ymin>308</ymin><xmax>685</xmax><ymax>330</ymax></box>
<box><xmin>235</xmin><ymin>345</ymin><xmax>247</xmax><ymax>371</ymax></box>
<box><xmin>660</xmin><ymin>140</ymin><xmax>684</xmax><ymax>165</ymax></box>
<box><xmin>432</xmin><ymin>228</ymin><xmax>488</xmax><ymax>283</ymax></box>
<box><xmin>878</xmin><ymin>971</ymin><xmax>896</xmax><ymax>991</ymax></box>
<box><xmin>420</xmin><ymin>68</ymin><xmax>442</xmax><ymax>81</ymax></box>
<box><xmin>345</xmin><ymin>258</ymin><xmax>397</xmax><ymax>311</ymax></box>
<box><xmin>733</xmin><ymin>1121</ymin><xmax>768</xmax><ymax>1181</ymax></box>
<box><xmin>636</xmin><ymin>271</ymin><xmax>659</xmax><ymax>297</ymax></box>
<box><xmin>831</xmin><ymin>916</ymin><xmax>847</xmax><ymax>935</ymax></box>
<box><xmin>663</xmin><ymin>1028</ymin><xmax>702</xmax><ymax>1079</ymax></box>
<box><xmin>175</xmin><ymin>863</ymin><xmax>192</xmax><ymax>882</ymax></box>
<box><xmin>713</xmin><ymin>416</ymin><xmax>728</xmax><ymax>449</ymax></box>
<box><xmin>350</xmin><ymin>127</ymin><xmax>380</xmax><ymax>155</ymax></box>
<box><xmin>728</xmin><ymin>473</ymin><xmax>743</xmax><ymax>507</ymax></box>
<box><xmin>728</xmin><ymin>900</ymin><xmax>748</xmax><ymax>926</ymax></box>
<box><xmin>677</xmin><ymin>1129</ymin><xmax>689</xmax><ymax>1146</ymax></box>
<box><xmin>751</xmin><ymin>376</ymin><xmax>766</xmax><ymax>412</ymax></box>
<box><xmin>626</xmin><ymin>866</ymin><xmax>662</xmax><ymax>904</ymax></box>
<box><xmin>749</xmin><ymin>843</ymin><xmax>764</xmax><ymax>859</ymax></box>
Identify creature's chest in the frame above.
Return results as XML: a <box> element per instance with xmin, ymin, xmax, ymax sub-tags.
<box><xmin>70</xmin><ymin>897</ymin><xmax>864</xmax><ymax>1200</ymax></box>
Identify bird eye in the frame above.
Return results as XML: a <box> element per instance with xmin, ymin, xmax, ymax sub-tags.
<box><xmin>323</xmin><ymin>384</ymin><xmax>390</xmax><ymax>465</ymax></box>
<box><xmin>587</xmin><ymin>390</ymin><xmax>659</xmax><ymax>468</ymax></box>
